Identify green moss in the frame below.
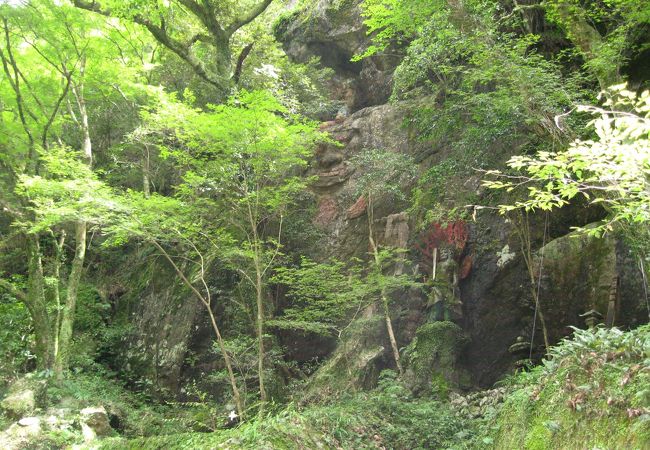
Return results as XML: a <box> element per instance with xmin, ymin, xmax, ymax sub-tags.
<box><xmin>272</xmin><ymin>9</ymin><xmax>302</xmax><ymax>41</ymax></box>
<box><xmin>302</xmin><ymin>315</ymin><xmax>385</xmax><ymax>403</ymax></box>
<box><xmin>404</xmin><ymin>321</ymin><xmax>469</xmax><ymax>395</ymax></box>
<box><xmin>493</xmin><ymin>325</ymin><xmax>650</xmax><ymax>449</ymax></box>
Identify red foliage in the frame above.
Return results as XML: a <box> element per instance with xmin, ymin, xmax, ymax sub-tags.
<box><xmin>416</xmin><ymin>221</ymin><xmax>469</xmax><ymax>273</ymax></box>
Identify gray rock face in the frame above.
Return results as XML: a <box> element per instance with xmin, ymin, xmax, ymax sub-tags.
<box><xmin>277</xmin><ymin>0</ymin><xmax>402</xmax><ymax>114</ymax></box>
<box><xmin>1</xmin><ymin>417</ymin><xmax>41</xmax><ymax>450</ymax></box>
<box><xmin>300</xmin><ymin>94</ymin><xmax>648</xmax><ymax>391</ymax></box>
<box><xmin>79</xmin><ymin>406</ymin><xmax>112</xmax><ymax>441</ymax></box>
<box><xmin>308</xmin><ymin>100</ymin><xmax>430</xmax><ymax>262</ymax></box>
<box><xmin>461</xmin><ymin>211</ymin><xmax>647</xmax><ymax>387</ymax></box>
<box><xmin>114</xmin><ymin>260</ymin><xmax>202</xmax><ymax>394</ymax></box>
<box><xmin>0</xmin><ymin>377</ymin><xmax>45</xmax><ymax>418</ymax></box>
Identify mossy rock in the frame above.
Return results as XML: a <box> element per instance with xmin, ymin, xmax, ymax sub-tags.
<box><xmin>404</xmin><ymin>321</ymin><xmax>470</xmax><ymax>396</ymax></box>
<box><xmin>301</xmin><ymin>314</ymin><xmax>386</xmax><ymax>403</ymax></box>
<box><xmin>0</xmin><ymin>376</ymin><xmax>47</xmax><ymax>418</ymax></box>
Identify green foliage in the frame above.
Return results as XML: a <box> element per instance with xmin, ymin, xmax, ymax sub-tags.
<box><xmin>493</xmin><ymin>325</ymin><xmax>650</xmax><ymax>449</ymax></box>
<box><xmin>95</xmin><ymin>373</ymin><xmax>471</xmax><ymax>450</ymax></box>
<box><xmin>0</xmin><ymin>292</ymin><xmax>34</xmax><ymax>377</ymax></box>
<box><xmin>43</xmin><ymin>372</ymin><xmax>213</xmax><ymax>439</ymax></box>
<box><xmin>15</xmin><ymin>147</ymin><xmax>117</xmax><ymax>232</ymax></box>
<box><xmin>270</xmin><ymin>257</ymin><xmax>368</xmax><ymax>335</ymax></box>
<box><xmin>349</xmin><ymin>149</ymin><xmax>417</xmax><ymax>203</ymax></box>
<box><xmin>543</xmin><ymin>0</ymin><xmax>650</xmax><ymax>84</ymax></box>
<box><xmin>354</xmin><ymin>0</ymin><xmax>440</xmax><ymax>59</ymax></box>
<box><xmin>271</xmin><ymin>251</ymin><xmax>419</xmax><ymax>336</ymax></box>
<box><xmin>485</xmin><ymin>84</ymin><xmax>650</xmax><ymax>236</ymax></box>
<box><xmin>357</xmin><ymin>0</ymin><xmax>590</xmax><ymax>225</ymax></box>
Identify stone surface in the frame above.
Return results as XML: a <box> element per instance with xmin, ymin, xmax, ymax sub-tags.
<box><xmin>1</xmin><ymin>417</ymin><xmax>41</xmax><ymax>450</ymax></box>
<box><xmin>0</xmin><ymin>377</ymin><xmax>45</xmax><ymax>418</ymax></box>
<box><xmin>17</xmin><ymin>417</ymin><xmax>40</xmax><ymax>427</ymax></box>
<box><xmin>404</xmin><ymin>321</ymin><xmax>471</xmax><ymax>395</ymax></box>
<box><xmin>79</xmin><ymin>406</ymin><xmax>112</xmax><ymax>441</ymax></box>
<box><xmin>301</xmin><ymin>311</ymin><xmax>388</xmax><ymax>403</ymax></box>
<box><xmin>107</xmin><ymin>257</ymin><xmax>202</xmax><ymax>394</ymax></box>
<box><xmin>276</xmin><ymin>0</ymin><xmax>402</xmax><ymax>114</ymax></box>
<box><xmin>1</xmin><ymin>389</ymin><xmax>35</xmax><ymax>418</ymax></box>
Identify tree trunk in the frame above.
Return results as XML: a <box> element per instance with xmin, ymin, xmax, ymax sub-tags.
<box><xmin>52</xmin><ymin>231</ymin><xmax>65</xmax><ymax>361</ymax></box>
<box><xmin>25</xmin><ymin>234</ymin><xmax>54</xmax><ymax>370</ymax></box>
<box><xmin>516</xmin><ymin>212</ymin><xmax>551</xmax><ymax>353</ymax></box>
<box><xmin>151</xmin><ymin>240</ymin><xmax>244</xmax><ymax>418</ymax></box>
<box><xmin>382</xmin><ymin>293</ymin><xmax>404</xmax><ymax>376</ymax></box>
<box><xmin>54</xmin><ymin>220</ymin><xmax>87</xmax><ymax>378</ymax></box>
<box><xmin>255</xmin><ymin>263</ymin><xmax>267</xmax><ymax>408</ymax></box>
<box><xmin>367</xmin><ymin>196</ymin><xmax>404</xmax><ymax>376</ymax></box>
<box><xmin>142</xmin><ymin>144</ymin><xmax>151</xmax><ymax>197</ymax></box>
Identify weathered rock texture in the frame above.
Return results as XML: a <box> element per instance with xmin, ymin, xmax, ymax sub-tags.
<box><xmin>97</xmin><ymin>252</ymin><xmax>202</xmax><ymax>394</ymax></box>
<box><xmin>280</xmin><ymin>0</ymin><xmax>648</xmax><ymax>393</ymax></box>
<box><xmin>0</xmin><ymin>376</ymin><xmax>45</xmax><ymax>418</ymax></box>
<box><xmin>276</xmin><ymin>0</ymin><xmax>401</xmax><ymax>114</ymax></box>
<box><xmin>116</xmin><ymin>0</ymin><xmax>648</xmax><ymax>397</ymax></box>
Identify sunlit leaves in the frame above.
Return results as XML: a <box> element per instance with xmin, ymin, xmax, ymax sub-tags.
<box><xmin>15</xmin><ymin>146</ymin><xmax>117</xmax><ymax>232</ymax></box>
<box><xmin>485</xmin><ymin>85</ymin><xmax>650</xmax><ymax>235</ymax></box>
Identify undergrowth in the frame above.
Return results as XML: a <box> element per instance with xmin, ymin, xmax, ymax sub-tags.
<box><xmin>493</xmin><ymin>325</ymin><xmax>650</xmax><ymax>449</ymax></box>
<box><xmin>94</xmin><ymin>371</ymin><xmax>476</xmax><ymax>449</ymax></box>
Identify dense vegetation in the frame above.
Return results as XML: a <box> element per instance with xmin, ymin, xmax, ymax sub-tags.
<box><xmin>0</xmin><ymin>0</ymin><xmax>648</xmax><ymax>448</ymax></box>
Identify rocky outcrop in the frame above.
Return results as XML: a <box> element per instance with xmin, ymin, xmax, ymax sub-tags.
<box><xmin>462</xmin><ymin>214</ymin><xmax>648</xmax><ymax>387</ymax></box>
<box><xmin>0</xmin><ymin>405</ymin><xmax>113</xmax><ymax>449</ymax></box>
<box><xmin>403</xmin><ymin>321</ymin><xmax>471</xmax><ymax>396</ymax></box>
<box><xmin>1</xmin><ymin>417</ymin><xmax>42</xmax><ymax>450</ymax></box>
<box><xmin>104</xmin><ymin>256</ymin><xmax>203</xmax><ymax>394</ymax></box>
<box><xmin>276</xmin><ymin>0</ymin><xmax>402</xmax><ymax>114</ymax></box>
<box><xmin>301</xmin><ymin>312</ymin><xmax>387</xmax><ymax>403</ymax></box>
<box><xmin>297</xmin><ymin>86</ymin><xmax>648</xmax><ymax>392</ymax></box>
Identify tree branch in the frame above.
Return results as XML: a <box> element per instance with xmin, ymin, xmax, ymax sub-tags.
<box><xmin>233</xmin><ymin>43</ymin><xmax>253</xmax><ymax>84</ymax></box>
<box><xmin>72</xmin><ymin>0</ymin><xmax>227</xmax><ymax>90</ymax></box>
<box><xmin>0</xmin><ymin>278</ymin><xmax>27</xmax><ymax>302</ymax></box>
<box><xmin>227</xmin><ymin>0</ymin><xmax>274</xmax><ymax>36</ymax></box>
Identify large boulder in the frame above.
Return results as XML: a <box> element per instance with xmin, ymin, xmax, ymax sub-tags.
<box><xmin>0</xmin><ymin>376</ymin><xmax>46</xmax><ymax>418</ymax></box>
<box><xmin>79</xmin><ymin>406</ymin><xmax>112</xmax><ymax>441</ymax></box>
<box><xmin>403</xmin><ymin>321</ymin><xmax>471</xmax><ymax>396</ymax></box>
<box><xmin>105</xmin><ymin>256</ymin><xmax>202</xmax><ymax>395</ymax></box>
<box><xmin>0</xmin><ymin>417</ymin><xmax>42</xmax><ymax>450</ymax></box>
<box><xmin>301</xmin><ymin>311</ymin><xmax>387</xmax><ymax>403</ymax></box>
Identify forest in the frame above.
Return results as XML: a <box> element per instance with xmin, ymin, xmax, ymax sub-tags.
<box><xmin>0</xmin><ymin>0</ymin><xmax>648</xmax><ymax>448</ymax></box>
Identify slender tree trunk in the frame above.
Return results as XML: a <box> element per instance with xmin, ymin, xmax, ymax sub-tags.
<box><xmin>143</xmin><ymin>144</ymin><xmax>151</xmax><ymax>197</ymax></box>
<box><xmin>52</xmin><ymin>231</ymin><xmax>66</xmax><ymax>361</ymax></box>
<box><xmin>54</xmin><ymin>64</ymin><xmax>92</xmax><ymax>378</ymax></box>
<box><xmin>255</xmin><ymin>260</ymin><xmax>267</xmax><ymax>407</ymax></box>
<box><xmin>246</xmin><ymin>196</ymin><xmax>267</xmax><ymax>411</ymax></box>
<box><xmin>151</xmin><ymin>240</ymin><xmax>244</xmax><ymax>418</ymax></box>
<box><xmin>206</xmin><ymin>306</ymin><xmax>245</xmax><ymax>418</ymax></box>
<box><xmin>54</xmin><ymin>220</ymin><xmax>87</xmax><ymax>378</ymax></box>
<box><xmin>71</xmin><ymin>56</ymin><xmax>92</xmax><ymax>163</ymax></box>
<box><xmin>381</xmin><ymin>292</ymin><xmax>404</xmax><ymax>376</ymax></box>
<box><xmin>367</xmin><ymin>196</ymin><xmax>404</xmax><ymax>376</ymax></box>
<box><xmin>516</xmin><ymin>213</ymin><xmax>550</xmax><ymax>353</ymax></box>
<box><xmin>25</xmin><ymin>234</ymin><xmax>54</xmax><ymax>370</ymax></box>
